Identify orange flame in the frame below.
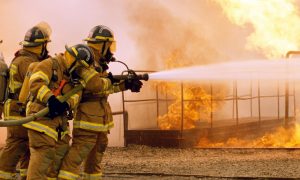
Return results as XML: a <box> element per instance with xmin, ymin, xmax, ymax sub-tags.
<box><xmin>198</xmin><ymin>124</ymin><xmax>300</xmax><ymax>148</ymax></box>
<box><xmin>215</xmin><ymin>0</ymin><xmax>300</xmax><ymax>58</ymax></box>
<box><xmin>157</xmin><ymin>51</ymin><xmax>225</xmax><ymax>130</ymax></box>
<box><xmin>195</xmin><ymin>0</ymin><xmax>300</xmax><ymax>147</ymax></box>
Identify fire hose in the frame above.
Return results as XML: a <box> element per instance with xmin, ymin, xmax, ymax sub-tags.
<box><xmin>0</xmin><ymin>84</ymin><xmax>84</xmax><ymax>127</ymax></box>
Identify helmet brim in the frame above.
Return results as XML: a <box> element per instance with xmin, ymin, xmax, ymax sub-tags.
<box><xmin>65</xmin><ymin>45</ymin><xmax>77</xmax><ymax>57</ymax></box>
<box><xmin>20</xmin><ymin>40</ymin><xmax>51</xmax><ymax>47</ymax></box>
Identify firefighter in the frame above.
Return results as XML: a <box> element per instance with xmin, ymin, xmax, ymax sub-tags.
<box><xmin>22</xmin><ymin>44</ymin><xmax>101</xmax><ymax>180</ymax></box>
<box><xmin>0</xmin><ymin>22</ymin><xmax>51</xmax><ymax>180</ymax></box>
<box><xmin>58</xmin><ymin>25</ymin><xmax>143</xmax><ymax>180</ymax></box>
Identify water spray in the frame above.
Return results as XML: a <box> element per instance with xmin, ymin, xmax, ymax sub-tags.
<box><xmin>108</xmin><ymin>57</ymin><xmax>300</xmax><ymax>82</ymax></box>
<box><xmin>148</xmin><ymin>58</ymin><xmax>300</xmax><ymax>82</ymax></box>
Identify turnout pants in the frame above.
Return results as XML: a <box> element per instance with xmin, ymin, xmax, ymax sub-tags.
<box><xmin>27</xmin><ymin>129</ymin><xmax>56</xmax><ymax>180</ymax></box>
<box><xmin>47</xmin><ymin>134</ymin><xmax>71</xmax><ymax>179</ymax></box>
<box><xmin>58</xmin><ymin>129</ymin><xmax>108</xmax><ymax>180</ymax></box>
<box><xmin>0</xmin><ymin>126</ymin><xmax>29</xmax><ymax>180</ymax></box>
<box><xmin>27</xmin><ymin>129</ymin><xmax>70</xmax><ymax>180</ymax></box>
<box><xmin>25</xmin><ymin>114</ymin><xmax>71</xmax><ymax>180</ymax></box>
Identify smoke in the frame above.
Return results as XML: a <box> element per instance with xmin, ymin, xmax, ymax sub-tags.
<box><xmin>125</xmin><ymin>0</ymin><xmax>264</xmax><ymax>71</ymax></box>
<box><xmin>126</xmin><ymin>0</ymin><xmax>217</xmax><ymax>70</ymax></box>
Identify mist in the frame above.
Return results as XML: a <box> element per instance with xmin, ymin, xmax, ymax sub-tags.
<box><xmin>125</xmin><ymin>0</ymin><xmax>265</xmax><ymax>71</ymax></box>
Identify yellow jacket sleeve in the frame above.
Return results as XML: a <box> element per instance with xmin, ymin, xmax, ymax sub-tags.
<box><xmin>77</xmin><ymin>67</ymin><xmax>112</xmax><ymax>93</ymax></box>
<box><xmin>29</xmin><ymin>59</ymin><xmax>54</xmax><ymax>103</ymax></box>
<box><xmin>66</xmin><ymin>90</ymin><xmax>82</xmax><ymax>110</ymax></box>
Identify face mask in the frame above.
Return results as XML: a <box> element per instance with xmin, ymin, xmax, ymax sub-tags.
<box><xmin>39</xmin><ymin>43</ymin><xmax>49</xmax><ymax>60</ymax></box>
<box><xmin>99</xmin><ymin>62</ymin><xmax>109</xmax><ymax>72</ymax></box>
<box><xmin>100</xmin><ymin>49</ymin><xmax>114</xmax><ymax>63</ymax></box>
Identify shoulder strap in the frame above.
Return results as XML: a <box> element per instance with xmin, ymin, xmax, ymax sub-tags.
<box><xmin>51</xmin><ymin>58</ymin><xmax>59</xmax><ymax>82</ymax></box>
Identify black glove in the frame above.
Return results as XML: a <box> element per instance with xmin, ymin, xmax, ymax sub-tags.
<box><xmin>125</xmin><ymin>79</ymin><xmax>143</xmax><ymax>92</ymax></box>
<box><xmin>107</xmin><ymin>72</ymin><xmax>120</xmax><ymax>84</ymax></box>
<box><xmin>100</xmin><ymin>62</ymin><xmax>109</xmax><ymax>72</ymax></box>
<box><xmin>47</xmin><ymin>96</ymin><xmax>69</xmax><ymax>119</ymax></box>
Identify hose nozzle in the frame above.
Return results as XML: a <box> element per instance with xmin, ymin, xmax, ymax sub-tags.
<box><xmin>136</xmin><ymin>73</ymin><xmax>149</xmax><ymax>81</ymax></box>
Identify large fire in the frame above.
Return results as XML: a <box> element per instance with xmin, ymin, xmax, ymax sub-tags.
<box><xmin>159</xmin><ymin>0</ymin><xmax>300</xmax><ymax>148</ymax></box>
<box><xmin>157</xmin><ymin>50</ymin><xmax>225</xmax><ymax>130</ymax></box>
<box><xmin>157</xmin><ymin>82</ymin><xmax>223</xmax><ymax>130</ymax></box>
<box><xmin>196</xmin><ymin>0</ymin><xmax>300</xmax><ymax>147</ymax></box>
<box><xmin>214</xmin><ymin>0</ymin><xmax>300</xmax><ymax>58</ymax></box>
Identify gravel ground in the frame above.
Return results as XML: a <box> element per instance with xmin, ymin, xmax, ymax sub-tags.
<box><xmin>1</xmin><ymin>145</ymin><xmax>300</xmax><ymax>179</ymax></box>
<box><xmin>101</xmin><ymin>145</ymin><xmax>300</xmax><ymax>179</ymax></box>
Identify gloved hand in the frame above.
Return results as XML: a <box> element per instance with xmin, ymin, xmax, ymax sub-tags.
<box><xmin>125</xmin><ymin>79</ymin><xmax>143</xmax><ymax>92</ymax></box>
<box><xmin>47</xmin><ymin>95</ymin><xmax>70</xmax><ymax>119</ymax></box>
<box><xmin>100</xmin><ymin>63</ymin><xmax>109</xmax><ymax>72</ymax></box>
<box><xmin>107</xmin><ymin>72</ymin><xmax>120</xmax><ymax>84</ymax></box>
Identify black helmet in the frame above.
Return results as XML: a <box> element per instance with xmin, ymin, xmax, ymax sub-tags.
<box><xmin>20</xmin><ymin>26</ymin><xmax>51</xmax><ymax>47</ymax></box>
<box><xmin>84</xmin><ymin>25</ymin><xmax>116</xmax><ymax>62</ymax></box>
<box><xmin>84</xmin><ymin>25</ymin><xmax>114</xmax><ymax>43</ymax></box>
<box><xmin>65</xmin><ymin>44</ymin><xmax>94</xmax><ymax>67</ymax></box>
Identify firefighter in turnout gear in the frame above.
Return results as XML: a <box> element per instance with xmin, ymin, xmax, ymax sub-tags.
<box><xmin>0</xmin><ymin>22</ymin><xmax>51</xmax><ymax>180</ymax></box>
<box><xmin>58</xmin><ymin>25</ymin><xmax>143</xmax><ymax>180</ymax></box>
<box><xmin>22</xmin><ymin>44</ymin><xmax>94</xmax><ymax>180</ymax></box>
